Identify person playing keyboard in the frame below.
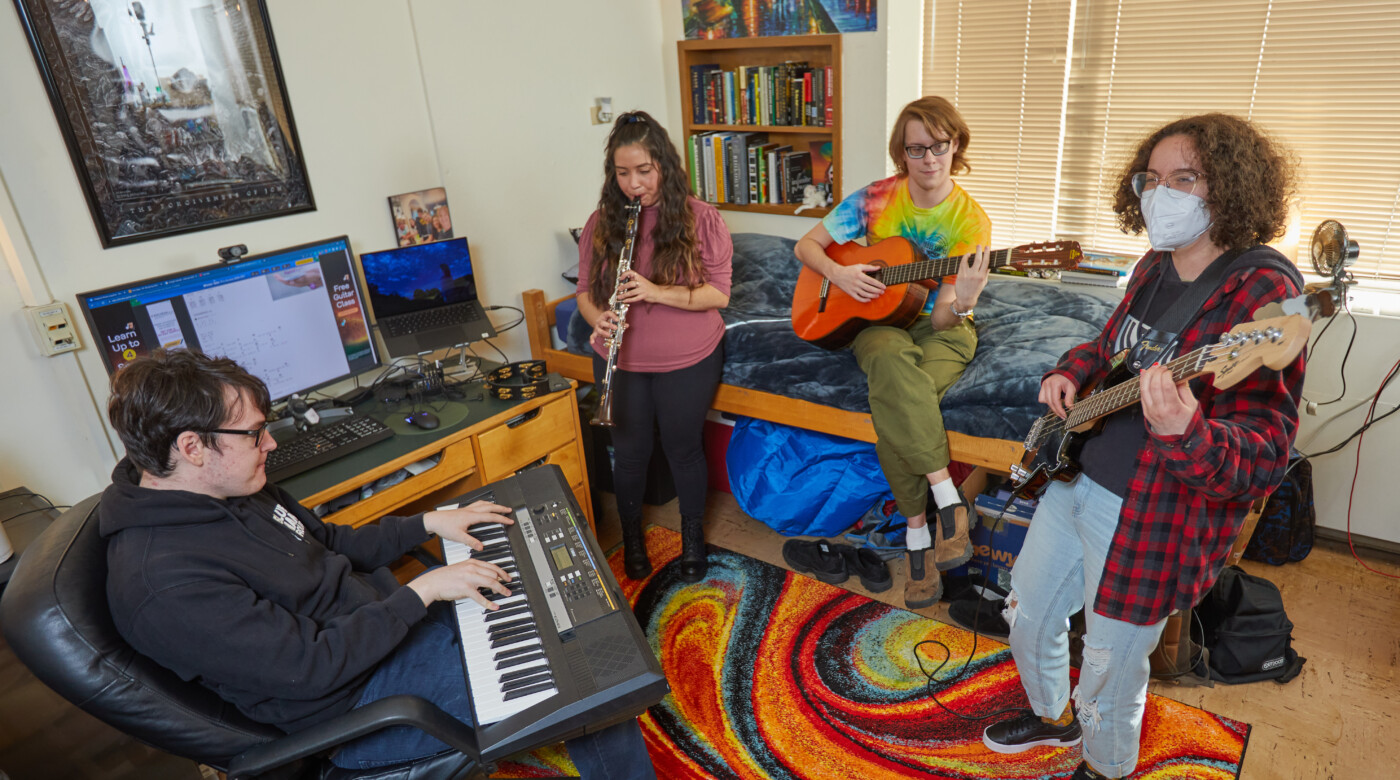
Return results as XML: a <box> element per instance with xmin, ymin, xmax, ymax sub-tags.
<box><xmin>99</xmin><ymin>348</ymin><xmax>656</xmax><ymax>776</ymax></box>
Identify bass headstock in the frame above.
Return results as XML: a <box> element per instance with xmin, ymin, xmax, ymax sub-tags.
<box><xmin>1204</xmin><ymin>314</ymin><xmax>1312</xmax><ymax>390</ymax></box>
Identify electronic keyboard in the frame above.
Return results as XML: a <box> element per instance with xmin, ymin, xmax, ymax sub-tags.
<box><xmin>437</xmin><ymin>465</ymin><xmax>668</xmax><ymax>762</ymax></box>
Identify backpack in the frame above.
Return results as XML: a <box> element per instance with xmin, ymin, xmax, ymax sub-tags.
<box><xmin>1243</xmin><ymin>456</ymin><xmax>1315</xmax><ymax>565</ymax></box>
<box><xmin>1193</xmin><ymin>566</ymin><xmax>1306</xmax><ymax>684</ymax></box>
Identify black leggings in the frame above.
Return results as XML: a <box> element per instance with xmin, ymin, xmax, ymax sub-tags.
<box><xmin>592</xmin><ymin>342</ymin><xmax>723</xmax><ymax>521</ymax></box>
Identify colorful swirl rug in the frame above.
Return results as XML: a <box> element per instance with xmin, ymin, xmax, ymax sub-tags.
<box><xmin>492</xmin><ymin>525</ymin><xmax>1249</xmax><ymax>779</ymax></box>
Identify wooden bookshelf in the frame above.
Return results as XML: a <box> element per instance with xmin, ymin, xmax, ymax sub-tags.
<box><xmin>677</xmin><ymin>34</ymin><xmax>841</xmax><ymax>218</ymax></box>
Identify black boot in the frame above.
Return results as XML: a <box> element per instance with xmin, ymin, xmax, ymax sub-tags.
<box><xmin>620</xmin><ymin>514</ymin><xmax>652</xmax><ymax>580</ymax></box>
<box><xmin>679</xmin><ymin>515</ymin><xmax>707</xmax><ymax>583</ymax></box>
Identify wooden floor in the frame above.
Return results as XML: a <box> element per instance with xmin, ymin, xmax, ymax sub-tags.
<box><xmin>3</xmin><ymin>489</ymin><xmax>1394</xmax><ymax>780</ymax></box>
<box><xmin>597</xmin><ymin>488</ymin><xmax>1400</xmax><ymax>780</ymax></box>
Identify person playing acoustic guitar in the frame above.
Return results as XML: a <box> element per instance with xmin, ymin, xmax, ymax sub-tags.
<box><xmin>794</xmin><ymin>96</ymin><xmax>992</xmax><ymax>609</ymax></box>
<box><xmin>981</xmin><ymin>114</ymin><xmax>1306</xmax><ymax>779</ymax></box>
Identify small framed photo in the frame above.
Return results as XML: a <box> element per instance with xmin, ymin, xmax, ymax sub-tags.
<box><xmin>387</xmin><ymin>187</ymin><xmax>453</xmax><ymax>247</ymax></box>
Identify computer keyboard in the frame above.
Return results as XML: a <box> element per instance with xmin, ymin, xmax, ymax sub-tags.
<box><xmin>264</xmin><ymin>415</ymin><xmax>395</xmax><ymax>483</ymax></box>
<box><xmin>381</xmin><ymin>301</ymin><xmax>484</xmax><ymax>337</ymax></box>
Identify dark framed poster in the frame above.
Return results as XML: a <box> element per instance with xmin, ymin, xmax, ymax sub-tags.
<box><xmin>12</xmin><ymin>0</ymin><xmax>315</xmax><ymax>248</ymax></box>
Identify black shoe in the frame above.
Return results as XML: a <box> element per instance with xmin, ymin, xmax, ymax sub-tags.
<box><xmin>948</xmin><ymin>596</ymin><xmax>1010</xmax><ymax>638</ymax></box>
<box><xmin>982</xmin><ymin>711</ymin><xmax>1081</xmax><ymax>754</ymax></box>
<box><xmin>781</xmin><ymin>539</ymin><xmax>849</xmax><ymax>585</ymax></box>
<box><xmin>620</xmin><ymin>515</ymin><xmax>651</xmax><ymax>581</ymax></box>
<box><xmin>679</xmin><ymin>515</ymin><xmax>707</xmax><ymax>583</ymax></box>
<box><xmin>1070</xmin><ymin>761</ymin><xmax>1115</xmax><ymax>779</ymax></box>
<box><xmin>839</xmin><ymin>546</ymin><xmax>892</xmax><ymax>592</ymax></box>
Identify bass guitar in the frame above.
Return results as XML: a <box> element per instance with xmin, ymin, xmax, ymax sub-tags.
<box><xmin>1009</xmin><ymin>312</ymin><xmax>1313</xmax><ymax>499</ymax></box>
<box><xmin>791</xmin><ymin>237</ymin><xmax>1083</xmax><ymax>349</ymax></box>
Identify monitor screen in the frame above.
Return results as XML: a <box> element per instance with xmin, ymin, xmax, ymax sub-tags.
<box><xmin>77</xmin><ymin>236</ymin><xmax>379</xmax><ymax>402</ymax></box>
<box><xmin>358</xmin><ymin>237</ymin><xmax>478</xmax><ymax>319</ymax></box>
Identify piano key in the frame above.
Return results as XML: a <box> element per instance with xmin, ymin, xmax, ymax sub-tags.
<box><xmin>494</xmin><ymin>644</ymin><xmax>541</xmax><ymax>661</ymax></box>
<box><xmin>497</xmin><ymin>651</ymin><xmax>547</xmax><ymax>670</ymax></box>
<box><xmin>500</xmin><ymin>664</ymin><xmax>550</xmax><ymax>683</ymax></box>
<box><xmin>502</xmin><ymin>672</ymin><xmax>553</xmax><ymax>692</ymax></box>
<box><xmin>487</xmin><ymin>619</ymin><xmax>536</xmax><ymax>638</ymax></box>
<box><xmin>503</xmin><ymin>681</ymin><xmax>556</xmax><ymax>701</ymax></box>
<box><xmin>491</xmin><ymin>629</ymin><xmax>539</xmax><ymax>648</ymax></box>
<box><xmin>484</xmin><ymin>604</ymin><xmax>531</xmax><ymax>623</ymax></box>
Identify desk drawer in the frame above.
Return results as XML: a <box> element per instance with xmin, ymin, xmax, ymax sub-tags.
<box><xmin>478</xmin><ymin>396</ymin><xmax>575</xmax><ymax>482</ymax></box>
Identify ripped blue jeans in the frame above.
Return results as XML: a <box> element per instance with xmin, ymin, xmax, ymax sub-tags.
<box><xmin>1004</xmin><ymin>474</ymin><xmax>1167</xmax><ymax>779</ymax></box>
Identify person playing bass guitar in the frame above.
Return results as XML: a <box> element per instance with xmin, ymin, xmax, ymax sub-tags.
<box><xmin>793</xmin><ymin>96</ymin><xmax>991</xmax><ymax>610</ymax></box>
<box><xmin>981</xmin><ymin>114</ymin><xmax>1307</xmax><ymax>780</ymax></box>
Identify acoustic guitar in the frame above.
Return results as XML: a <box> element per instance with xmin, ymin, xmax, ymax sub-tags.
<box><xmin>791</xmin><ymin>236</ymin><xmax>1083</xmax><ymax>349</ymax></box>
<box><xmin>1008</xmin><ymin>311</ymin><xmax>1314</xmax><ymax>500</ymax></box>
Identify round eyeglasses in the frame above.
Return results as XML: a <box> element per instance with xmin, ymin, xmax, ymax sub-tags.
<box><xmin>1131</xmin><ymin>169</ymin><xmax>1204</xmax><ymax>197</ymax></box>
<box><xmin>905</xmin><ymin>140</ymin><xmax>952</xmax><ymax>159</ymax></box>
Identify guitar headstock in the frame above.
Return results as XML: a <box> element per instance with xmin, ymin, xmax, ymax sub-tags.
<box><xmin>1203</xmin><ymin>314</ymin><xmax>1312</xmax><ymax>389</ymax></box>
<box><xmin>1007</xmin><ymin>241</ymin><xmax>1083</xmax><ymax>272</ymax></box>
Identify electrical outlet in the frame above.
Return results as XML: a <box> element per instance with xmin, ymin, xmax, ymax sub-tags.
<box><xmin>26</xmin><ymin>301</ymin><xmax>80</xmax><ymax>356</ymax></box>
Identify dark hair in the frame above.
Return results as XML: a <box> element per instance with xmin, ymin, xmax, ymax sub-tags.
<box><xmin>586</xmin><ymin>110</ymin><xmax>701</xmax><ymax>306</ymax></box>
<box><xmin>888</xmin><ymin>96</ymin><xmax>972</xmax><ymax>177</ymax></box>
<box><xmin>108</xmin><ymin>349</ymin><xmax>271</xmax><ymax>477</ymax></box>
<box><xmin>1112</xmin><ymin>113</ymin><xmax>1298</xmax><ymax>250</ymax></box>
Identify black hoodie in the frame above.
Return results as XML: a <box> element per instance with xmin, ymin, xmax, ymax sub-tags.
<box><xmin>100</xmin><ymin>459</ymin><xmax>432</xmax><ymax>732</ymax></box>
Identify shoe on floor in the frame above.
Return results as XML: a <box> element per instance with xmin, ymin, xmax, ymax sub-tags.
<box><xmin>1070</xmin><ymin>761</ymin><xmax>1116</xmax><ymax>779</ymax></box>
<box><xmin>982</xmin><ymin>711</ymin><xmax>1082</xmax><ymax>754</ymax></box>
<box><xmin>839</xmin><ymin>546</ymin><xmax>892</xmax><ymax>592</ymax></box>
<box><xmin>948</xmin><ymin>596</ymin><xmax>1010</xmax><ymax>638</ymax></box>
<box><xmin>781</xmin><ymin>539</ymin><xmax>849</xmax><ymax>585</ymax></box>
<box><xmin>903</xmin><ymin>547</ymin><xmax>942</xmax><ymax>609</ymax></box>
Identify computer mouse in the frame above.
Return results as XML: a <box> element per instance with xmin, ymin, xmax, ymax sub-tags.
<box><xmin>406</xmin><ymin>411</ymin><xmax>439</xmax><ymax>430</ymax></box>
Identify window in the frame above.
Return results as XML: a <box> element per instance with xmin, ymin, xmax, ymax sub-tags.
<box><xmin>925</xmin><ymin>0</ymin><xmax>1400</xmax><ymax>279</ymax></box>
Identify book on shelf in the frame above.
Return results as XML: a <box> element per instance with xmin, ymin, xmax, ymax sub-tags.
<box><xmin>767</xmin><ymin>144</ymin><xmax>791</xmax><ymax>204</ymax></box>
<box><xmin>1060</xmin><ymin>269</ymin><xmax>1129</xmax><ymax>288</ymax></box>
<box><xmin>684</xmin><ymin>60</ymin><xmax>825</xmax><ymax>128</ymax></box>
<box><xmin>689</xmin><ymin>64</ymin><xmax>720</xmax><ymax>124</ymax></box>
<box><xmin>783</xmin><ymin>150</ymin><xmax>813</xmax><ymax>203</ymax></box>
<box><xmin>1076</xmin><ymin>251</ymin><xmax>1141</xmax><ymax>276</ymax></box>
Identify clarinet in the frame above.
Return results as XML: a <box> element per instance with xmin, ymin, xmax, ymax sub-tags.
<box><xmin>591</xmin><ymin>198</ymin><xmax>643</xmax><ymax>427</ymax></box>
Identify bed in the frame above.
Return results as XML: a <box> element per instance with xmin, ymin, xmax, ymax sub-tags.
<box><xmin>523</xmin><ymin>233</ymin><xmax>1119</xmax><ymax>474</ymax></box>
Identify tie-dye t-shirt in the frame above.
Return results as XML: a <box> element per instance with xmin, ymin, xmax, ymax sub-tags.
<box><xmin>821</xmin><ymin>176</ymin><xmax>991</xmax><ymax>314</ymax></box>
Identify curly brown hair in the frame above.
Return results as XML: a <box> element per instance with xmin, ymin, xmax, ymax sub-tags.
<box><xmin>888</xmin><ymin>96</ymin><xmax>972</xmax><ymax>178</ymax></box>
<box><xmin>587</xmin><ymin>110</ymin><xmax>701</xmax><ymax>306</ymax></box>
<box><xmin>1112</xmin><ymin>114</ymin><xmax>1297</xmax><ymax>251</ymax></box>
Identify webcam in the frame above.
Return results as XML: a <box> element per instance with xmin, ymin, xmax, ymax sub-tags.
<box><xmin>217</xmin><ymin>244</ymin><xmax>249</xmax><ymax>263</ymax></box>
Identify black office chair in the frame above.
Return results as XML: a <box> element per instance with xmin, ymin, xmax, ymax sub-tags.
<box><xmin>0</xmin><ymin>495</ymin><xmax>485</xmax><ymax>780</ymax></box>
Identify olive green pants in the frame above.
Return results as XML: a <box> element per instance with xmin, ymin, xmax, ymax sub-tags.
<box><xmin>853</xmin><ymin>315</ymin><xmax>977</xmax><ymax>519</ymax></box>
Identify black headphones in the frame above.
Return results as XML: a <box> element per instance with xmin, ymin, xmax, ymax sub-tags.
<box><xmin>484</xmin><ymin>360</ymin><xmax>550</xmax><ymax>400</ymax></box>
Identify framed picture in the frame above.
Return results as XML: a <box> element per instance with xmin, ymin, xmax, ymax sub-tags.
<box><xmin>682</xmin><ymin>0</ymin><xmax>877</xmax><ymax>38</ymax></box>
<box><xmin>387</xmin><ymin>187</ymin><xmax>453</xmax><ymax>247</ymax></box>
<box><xmin>12</xmin><ymin>0</ymin><xmax>315</xmax><ymax>248</ymax></box>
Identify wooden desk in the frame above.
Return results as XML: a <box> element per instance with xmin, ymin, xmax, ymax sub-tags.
<box><xmin>279</xmin><ymin>377</ymin><xmax>594</xmax><ymax>535</ymax></box>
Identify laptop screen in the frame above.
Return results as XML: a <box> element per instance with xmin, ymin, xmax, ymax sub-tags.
<box><xmin>358</xmin><ymin>238</ymin><xmax>478</xmax><ymax>319</ymax></box>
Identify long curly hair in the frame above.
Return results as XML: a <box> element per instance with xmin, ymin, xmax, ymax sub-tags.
<box><xmin>1112</xmin><ymin>114</ymin><xmax>1298</xmax><ymax>250</ymax></box>
<box><xmin>888</xmin><ymin>96</ymin><xmax>972</xmax><ymax>177</ymax></box>
<box><xmin>587</xmin><ymin>110</ymin><xmax>700</xmax><ymax>305</ymax></box>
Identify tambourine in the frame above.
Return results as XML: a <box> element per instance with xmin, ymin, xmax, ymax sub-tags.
<box><xmin>484</xmin><ymin>360</ymin><xmax>550</xmax><ymax>400</ymax></box>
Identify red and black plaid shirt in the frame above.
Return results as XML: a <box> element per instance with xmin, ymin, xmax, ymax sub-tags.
<box><xmin>1049</xmin><ymin>251</ymin><xmax>1306</xmax><ymax>625</ymax></box>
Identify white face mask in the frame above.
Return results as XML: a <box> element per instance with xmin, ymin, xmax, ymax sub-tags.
<box><xmin>1140</xmin><ymin>186</ymin><xmax>1212</xmax><ymax>251</ymax></box>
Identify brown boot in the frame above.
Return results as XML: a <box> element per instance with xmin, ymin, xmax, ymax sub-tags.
<box><xmin>904</xmin><ymin>547</ymin><xmax>942</xmax><ymax>609</ymax></box>
<box><xmin>933</xmin><ymin>495</ymin><xmax>974</xmax><ymax>572</ymax></box>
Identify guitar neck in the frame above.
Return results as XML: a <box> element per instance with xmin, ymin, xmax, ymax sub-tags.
<box><xmin>1062</xmin><ymin>345</ymin><xmax>1213</xmax><ymax>429</ymax></box>
<box><xmin>879</xmin><ymin>247</ymin><xmax>1015</xmax><ymax>285</ymax></box>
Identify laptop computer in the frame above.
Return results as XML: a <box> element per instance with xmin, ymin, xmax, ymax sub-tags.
<box><xmin>358</xmin><ymin>237</ymin><xmax>497</xmax><ymax>357</ymax></box>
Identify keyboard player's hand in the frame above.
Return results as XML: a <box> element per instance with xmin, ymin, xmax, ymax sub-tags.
<box><xmin>423</xmin><ymin>501</ymin><xmax>515</xmax><ymax>550</ymax></box>
<box><xmin>408</xmin><ymin>559</ymin><xmax>514</xmax><ymax>610</ymax></box>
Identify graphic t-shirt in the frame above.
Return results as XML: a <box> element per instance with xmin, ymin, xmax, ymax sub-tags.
<box><xmin>821</xmin><ymin>176</ymin><xmax>991</xmax><ymax>314</ymax></box>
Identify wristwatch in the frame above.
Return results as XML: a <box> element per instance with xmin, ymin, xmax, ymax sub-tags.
<box><xmin>950</xmin><ymin>299</ymin><xmax>974</xmax><ymax>319</ymax></box>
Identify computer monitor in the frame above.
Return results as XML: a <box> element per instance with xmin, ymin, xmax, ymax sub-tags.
<box><xmin>77</xmin><ymin>236</ymin><xmax>380</xmax><ymax>403</ymax></box>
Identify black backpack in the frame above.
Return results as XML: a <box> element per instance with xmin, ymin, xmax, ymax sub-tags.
<box><xmin>1193</xmin><ymin>566</ymin><xmax>1306</xmax><ymax>684</ymax></box>
<box><xmin>1243</xmin><ymin>456</ymin><xmax>1315</xmax><ymax>565</ymax></box>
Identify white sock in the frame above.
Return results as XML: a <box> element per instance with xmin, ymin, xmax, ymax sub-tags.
<box><xmin>906</xmin><ymin>523</ymin><xmax>931</xmax><ymax>551</ymax></box>
<box><xmin>930</xmin><ymin>478</ymin><xmax>962</xmax><ymax>509</ymax></box>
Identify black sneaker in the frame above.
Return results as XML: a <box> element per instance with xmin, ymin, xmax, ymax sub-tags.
<box><xmin>1070</xmin><ymin>761</ymin><xmax>1114</xmax><ymax>779</ymax></box>
<box><xmin>839</xmin><ymin>546</ymin><xmax>892</xmax><ymax>592</ymax></box>
<box><xmin>781</xmin><ymin>539</ymin><xmax>849</xmax><ymax>585</ymax></box>
<box><xmin>982</xmin><ymin>712</ymin><xmax>1081</xmax><ymax>753</ymax></box>
<box><xmin>948</xmin><ymin>596</ymin><xmax>1010</xmax><ymax>639</ymax></box>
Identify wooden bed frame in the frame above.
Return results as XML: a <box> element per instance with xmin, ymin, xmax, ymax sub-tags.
<box><xmin>522</xmin><ymin>289</ymin><xmax>1025</xmax><ymax>474</ymax></box>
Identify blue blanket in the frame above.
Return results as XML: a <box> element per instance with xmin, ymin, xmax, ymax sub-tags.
<box><xmin>567</xmin><ymin>233</ymin><xmax>1116</xmax><ymax>442</ymax></box>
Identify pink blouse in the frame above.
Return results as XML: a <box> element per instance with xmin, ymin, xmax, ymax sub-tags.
<box><xmin>576</xmin><ymin>198</ymin><xmax>732</xmax><ymax>372</ymax></box>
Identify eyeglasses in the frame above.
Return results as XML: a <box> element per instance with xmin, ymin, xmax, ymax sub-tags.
<box><xmin>203</xmin><ymin>422</ymin><xmax>270</xmax><ymax>447</ymax></box>
<box><xmin>1131</xmin><ymin>169</ymin><xmax>1204</xmax><ymax>197</ymax></box>
<box><xmin>905</xmin><ymin>140</ymin><xmax>952</xmax><ymax>159</ymax></box>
